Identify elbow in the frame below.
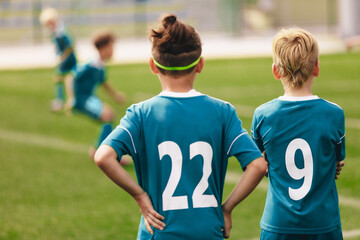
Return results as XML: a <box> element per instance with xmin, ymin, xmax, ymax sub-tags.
<box><xmin>259</xmin><ymin>158</ymin><xmax>268</xmax><ymax>176</ymax></box>
<box><xmin>93</xmin><ymin>145</ymin><xmax>118</xmax><ymax>169</ymax></box>
<box><xmin>94</xmin><ymin>149</ymin><xmax>106</xmax><ymax>167</ymax></box>
<box><xmin>259</xmin><ymin>162</ymin><xmax>268</xmax><ymax>176</ymax></box>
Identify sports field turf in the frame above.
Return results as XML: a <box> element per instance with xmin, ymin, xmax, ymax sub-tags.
<box><xmin>0</xmin><ymin>52</ymin><xmax>359</xmax><ymax>239</ymax></box>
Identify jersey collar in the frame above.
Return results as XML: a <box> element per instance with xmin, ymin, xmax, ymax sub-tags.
<box><xmin>54</xmin><ymin>21</ymin><xmax>65</xmax><ymax>37</ymax></box>
<box><xmin>90</xmin><ymin>54</ymin><xmax>104</xmax><ymax>69</ymax></box>
<box><xmin>159</xmin><ymin>89</ymin><xmax>203</xmax><ymax>98</ymax></box>
<box><xmin>278</xmin><ymin>95</ymin><xmax>319</xmax><ymax>101</ymax></box>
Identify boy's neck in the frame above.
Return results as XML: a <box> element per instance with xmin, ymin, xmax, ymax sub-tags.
<box><xmin>282</xmin><ymin>77</ymin><xmax>314</xmax><ymax>97</ymax></box>
<box><xmin>283</xmin><ymin>88</ymin><xmax>313</xmax><ymax>97</ymax></box>
<box><xmin>159</xmin><ymin>73</ymin><xmax>195</xmax><ymax>93</ymax></box>
<box><xmin>99</xmin><ymin>52</ymin><xmax>108</xmax><ymax>62</ymax></box>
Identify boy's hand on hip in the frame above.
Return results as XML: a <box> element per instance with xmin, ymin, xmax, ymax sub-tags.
<box><xmin>134</xmin><ymin>191</ymin><xmax>165</xmax><ymax>234</ymax></box>
<box><xmin>335</xmin><ymin>161</ymin><xmax>345</xmax><ymax>180</ymax></box>
<box><xmin>222</xmin><ymin>204</ymin><xmax>232</xmax><ymax>238</ymax></box>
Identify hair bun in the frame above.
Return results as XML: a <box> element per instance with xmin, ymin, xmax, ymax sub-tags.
<box><xmin>162</xmin><ymin>14</ymin><xmax>177</xmax><ymax>28</ymax></box>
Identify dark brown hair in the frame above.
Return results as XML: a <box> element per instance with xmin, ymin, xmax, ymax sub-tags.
<box><xmin>93</xmin><ymin>31</ymin><xmax>115</xmax><ymax>50</ymax></box>
<box><xmin>150</xmin><ymin>14</ymin><xmax>202</xmax><ymax>76</ymax></box>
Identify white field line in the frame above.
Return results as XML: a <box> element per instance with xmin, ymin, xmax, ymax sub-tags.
<box><xmin>346</xmin><ymin>118</ymin><xmax>360</xmax><ymax>130</ymax></box>
<box><xmin>226</xmin><ymin>171</ymin><xmax>269</xmax><ymax>191</ymax></box>
<box><xmin>0</xmin><ymin>128</ymin><xmax>89</xmax><ymax>154</ymax></box>
<box><xmin>343</xmin><ymin>229</ymin><xmax>360</xmax><ymax>239</ymax></box>
<box><xmin>339</xmin><ymin>196</ymin><xmax>360</xmax><ymax>211</ymax></box>
<box><xmin>225</xmin><ymin>171</ymin><xmax>360</xmax><ymax>211</ymax></box>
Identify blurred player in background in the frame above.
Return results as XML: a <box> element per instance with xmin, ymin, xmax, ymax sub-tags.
<box><xmin>39</xmin><ymin>7</ymin><xmax>77</xmax><ymax>112</ymax></box>
<box><xmin>66</xmin><ymin>31</ymin><xmax>126</xmax><ymax>160</ymax></box>
<box><xmin>93</xmin><ymin>14</ymin><xmax>267</xmax><ymax>239</ymax></box>
<box><xmin>251</xmin><ymin>28</ymin><xmax>345</xmax><ymax>240</ymax></box>
<box><xmin>345</xmin><ymin>35</ymin><xmax>360</xmax><ymax>50</ymax></box>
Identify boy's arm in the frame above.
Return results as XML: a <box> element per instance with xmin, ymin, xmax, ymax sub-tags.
<box><xmin>60</xmin><ymin>47</ymin><xmax>73</xmax><ymax>62</ymax></box>
<box><xmin>94</xmin><ymin>145</ymin><xmax>165</xmax><ymax>234</ymax></box>
<box><xmin>58</xmin><ymin>34</ymin><xmax>74</xmax><ymax>62</ymax></box>
<box><xmin>64</xmin><ymin>74</ymin><xmax>75</xmax><ymax>113</ymax></box>
<box><xmin>102</xmin><ymin>82</ymin><xmax>126</xmax><ymax>104</ymax></box>
<box><xmin>335</xmin><ymin>111</ymin><xmax>345</xmax><ymax>179</ymax></box>
<box><xmin>222</xmin><ymin>156</ymin><xmax>267</xmax><ymax>239</ymax></box>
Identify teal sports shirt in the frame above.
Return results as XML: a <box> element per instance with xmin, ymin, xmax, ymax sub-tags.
<box><xmin>103</xmin><ymin>90</ymin><xmax>263</xmax><ymax>240</ymax></box>
<box><xmin>52</xmin><ymin>22</ymin><xmax>76</xmax><ymax>74</ymax></box>
<box><xmin>251</xmin><ymin>95</ymin><xmax>345</xmax><ymax>234</ymax></box>
<box><xmin>73</xmin><ymin>57</ymin><xmax>106</xmax><ymax>108</ymax></box>
<box><xmin>52</xmin><ymin>22</ymin><xmax>75</xmax><ymax>56</ymax></box>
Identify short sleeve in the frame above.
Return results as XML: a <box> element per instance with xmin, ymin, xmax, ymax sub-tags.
<box><xmin>336</xmin><ymin>110</ymin><xmax>345</xmax><ymax>161</ymax></box>
<box><xmin>102</xmin><ymin>105</ymin><xmax>140</xmax><ymax>162</ymax></box>
<box><xmin>102</xmin><ymin>67</ymin><xmax>107</xmax><ymax>83</ymax></box>
<box><xmin>225</xmin><ymin>105</ymin><xmax>262</xmax><ymax>170</ymax></box>
<box><xmin>53</xmin><ymin>34</ymin><xmax>71</xmax><ymax>55</ymax></box>
<box><xmin>58</xmin><ymin>30</ymin><xmax>72</xmax><ymax>49</ymax></box>
<box><xmin>250</xmin><ymin>110</ymin><xmax>265</xmax><ymax>152</ymax></box>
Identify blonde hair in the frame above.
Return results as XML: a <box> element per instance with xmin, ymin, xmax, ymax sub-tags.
<box><xmin>39</xmin><ymin>8</ymin><xmax>58</xmax><ymax>26</ymax></box>
<box><xmin>272</xmin><ymin>28</ymin><xmax>319</xmax><ymax>88</ymax></box>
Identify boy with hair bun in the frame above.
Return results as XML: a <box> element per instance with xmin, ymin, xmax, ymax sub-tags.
<box><xmin>39</xmin><ymin>7</ymin><xmax>77</xmax><ymax>112</ymax></box>
<box><xmin>251</xmin><ymin>28</ymin><xmax>345</xmax><ymax>240</ymax></box>
<box><xmin>94</xmin><ymin>14</ymin><xmax>267</xmax><ymax>239</ymax></box>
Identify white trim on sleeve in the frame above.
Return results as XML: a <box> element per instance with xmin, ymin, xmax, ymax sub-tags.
<box><xmin>227</xmin><ymin>132</ymin><xmax>248</xmax><ymax>155</ymax></box>
<box><xmin>337</xmin><ymin>133</ymin><xmax>346</xmax><ymax>144</ymax></box>
<box><xmin>119</xmin><ymin>126</ymin><xmax>137</xmax><ymax>154</ymax></box>
<box><xmin>250</xmin><ymin>129</ymin><xmax>260</xmax><ymax>140</ymax></box>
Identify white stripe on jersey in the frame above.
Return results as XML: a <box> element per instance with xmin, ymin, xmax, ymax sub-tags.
<box><xmin>250</xmin><ymin>129</ymin><xmax>261</xmax><ymax>140</ymax></box>
<box><xmin>227</xmin><ymin>132</ymin><xmax>248</xmax><ymax>155</ymax></box>
<box><xmin>337</xmin><ymin>133</ymin><xmax>346</xmax><ymax>144</ymax></box>
<box><xmin>119</xmin><ymin>126</ymin><xmax>137</xmax><ymax>154</ymax></box>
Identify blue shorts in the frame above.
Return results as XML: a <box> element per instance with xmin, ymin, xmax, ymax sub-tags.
<box><xmin>74</xmin><ymin>96</ymin><xmax>103</xmax><ymax>120</ymax></box>
<box><xmin>57</xmin><ymin>52</ymin><xmax>77</xmax><ymax>75</ymax></box>
<box><xmin>260</xmin><ymin>228</ymin><xmax>343</xmax><ymax>240</ymax></box>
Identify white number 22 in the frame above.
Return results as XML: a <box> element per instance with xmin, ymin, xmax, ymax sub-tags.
<box><xmin>285</xmin><ymin>138</ymin><xmax>313</xmax><ymax>201</ymax></box>
<box><xmin>158</xmin><ymin>141</ymin><xmax>218</xmax><ymax>211</ymax></box>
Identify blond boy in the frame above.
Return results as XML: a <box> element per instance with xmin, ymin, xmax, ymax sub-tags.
<box><xmin>251</xmin><ymin>28</ymin><xmax>345</xmax><ymax>240</ymax></box>
<box><xmin>39</xmin><ymin>8</ymin><xmax>77</xmax><ymax>111</ymax></box>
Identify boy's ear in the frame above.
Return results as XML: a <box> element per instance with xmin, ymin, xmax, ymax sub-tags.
<box><xmin>195</xmin><ymin>57</ymin><xmax>205</xmax><ymax>73</ymax></box>
<box><xmin>313</xmin><ymin>60</ymin><xmax>320</xmax><ymax>77</ymax></box>
<box><xmin>149</xmin><ymin>58</ymin><xmax>159</xmax><ymax>74</ymax></box>
<box><xmin>272</xmin><ymin>63</ymin><xmax>281</xmax><ymax>80</ymax></box>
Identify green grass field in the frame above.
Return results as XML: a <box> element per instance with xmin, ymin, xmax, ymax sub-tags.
<box><xmin>0</xmin><ymin>53</ymin><xmax>360</xmax><ymax>240</ymax></box>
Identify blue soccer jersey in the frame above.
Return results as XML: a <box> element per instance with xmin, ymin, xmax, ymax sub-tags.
<box><xmin>52</xmin><ymin>23</ymin><xmax>74</xmax><ymax>56</ymax></box>
<box><xmin>251</xmin><ymin>95</ymin><xmax>345</xmax><ymax>234</ymax></box>
<box><xmin>73</xmin><ymin>57</ymin><xmax>106</xmax><ymax>107</ymax></box>
<box><xmin>102</xmin><ymin>90</ymin><xmax>262</xmax><ymax>240</ymax></box>
<box><xmin>52</xmin><ymin>22</ymin><xmax>77</xmax><ymax>74</ymax></box>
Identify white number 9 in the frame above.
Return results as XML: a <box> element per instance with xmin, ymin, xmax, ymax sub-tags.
<box><xmin>285</xmin><ymin>138</ymin><xmax>313</xmax><ymax>201</ymax></box>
